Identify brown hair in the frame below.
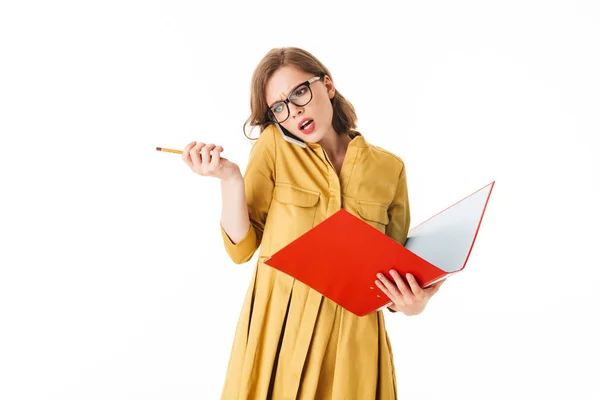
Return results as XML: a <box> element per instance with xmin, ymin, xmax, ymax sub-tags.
<box><xmin>243</xmin><ymin>47</ymin><xmax>358</xmax><ymax>140</ymax></box>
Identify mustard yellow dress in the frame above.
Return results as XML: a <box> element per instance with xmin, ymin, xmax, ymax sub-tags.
<box><xmin>219</xmin><ymin>124</ymin><xmax>410</xmax><ymax>399</ymax></box>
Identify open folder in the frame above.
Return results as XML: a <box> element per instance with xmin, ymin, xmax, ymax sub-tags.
<box><xmin>264</xmin><ymin>181</ymin><xmax>495</xmax><ymax>317</ymax></box>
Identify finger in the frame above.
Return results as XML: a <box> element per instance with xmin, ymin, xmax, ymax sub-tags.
<box><xmin>182</xmin><ymin>141</ymin><xmax>196</xmax><ymax>154</ymax></box>
<box><xmin>389</xmin><ymin>269</ymin><xmax>411</xmax><ymax>297</ymax></box>
<box><xmin>210</xmin><ymin>145</ymin><xmax>224</xmax><ymax>170</ymax></box>
<box><xmin>182</xmin><ymin>141</ymin><xmax>196</xmax><ymax>167</ymax></box>
<box><xmin>374</xmin><ymin>279</ymin><xmax>396</xmax><ymax>303</ymax></box>
<box><xmin>200</xmin><ymin>143</ymin><xmax>215</xmax><ymax>168</ymax></box>
<box><xmin>376</xmin><ymin>273</ymin><xmax>402</xmax><ymax>301</ymax></box>
<box><xmin>406</xmin><ymin>273</ymin><xmax>425</xmax><ymax>298</ymax></box>
<box><xmin>425</xmin><ymin>279</ymin><xmax>445</xmax><ymax>296</ymax></box>
<box><xmin>190</xmin><ymin>142</ymin><xmax>205</xmax><ymax>167</ymax></box>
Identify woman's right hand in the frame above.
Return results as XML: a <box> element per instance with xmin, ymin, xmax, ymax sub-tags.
<box><xmin>182</xmin><ymin>141</ymin><xmax>241</xmax><ymax>181</ymax></box>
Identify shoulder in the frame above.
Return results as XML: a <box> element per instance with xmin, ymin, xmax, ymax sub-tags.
<box><xmin>251</xmin><ymin>124</ymin><xmax>278</xmax><ymax>146</ymax></box>
<box><xmin>361</xmin><ymin>138</ymin><xmax>407</xmax><ymax>175</ymax></box>
<box><xmin>251</xmin><ymin>123</ymin><xmax>309</xmax><ymax>158</ymax></box>
<box><xmin>248</xmin><ymin>124</ymin><xmax>278</xmax><ymax>158</ymax></box>
<box><xmin>369</xmin><ymin>144</ymin><xmax>405</xmax><ymax>165</ymax></box>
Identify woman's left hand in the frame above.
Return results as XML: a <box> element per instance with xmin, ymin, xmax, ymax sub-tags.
<box><xmin>375</xmin><ymin>270</ymin><xmax>444</xmax><ymax>316</ymax></box>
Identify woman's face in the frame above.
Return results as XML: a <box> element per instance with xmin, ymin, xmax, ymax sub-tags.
<box><xmin>265</xmin><ymin>65</ymin><xmax>336</xmax><ymax>143</ymax></box>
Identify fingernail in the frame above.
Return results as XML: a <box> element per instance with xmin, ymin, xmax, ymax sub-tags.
<box><xmin>377</xmin><ymin>273</ymin><xmax>383</xmax><ymax>279</ymax></box>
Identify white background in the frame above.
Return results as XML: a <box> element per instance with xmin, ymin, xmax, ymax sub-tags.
<box><xmin>1</xmin><ymin>1</ymin><xmax>598</xmax><ymax>399</ymax></box>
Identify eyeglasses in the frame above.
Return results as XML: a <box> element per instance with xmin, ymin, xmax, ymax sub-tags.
<box><xmin>267</xmin><ymin>75</ymin><xmax>323</xmax><ymax>124</ymax></box>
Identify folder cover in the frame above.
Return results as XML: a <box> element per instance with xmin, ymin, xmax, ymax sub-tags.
<box><xmin>264</xmin><ymin>181</ymin><xmax>495</xmax><ymax>317</ymax></box>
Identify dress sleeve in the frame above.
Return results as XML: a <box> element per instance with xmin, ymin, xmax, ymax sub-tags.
<box><xmin>385</xmin><ymin>163</ymin><xmax>411</xmax><ymax>313</ymax></box>
<box><xmin>386</xmin><ymin>163</ymin><xmax>411</xmax><ymax>247</ymax></box>
<box><xmin>220</xmin><ymin>127</ymin><xmax>276</xmax><ymax>264</ymax></box>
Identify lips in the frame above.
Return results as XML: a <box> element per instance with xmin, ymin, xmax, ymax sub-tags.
<box><xmin>298</xmin><ymin>118</ymin><xmax>315</xmax><ymax>134</ymax></box>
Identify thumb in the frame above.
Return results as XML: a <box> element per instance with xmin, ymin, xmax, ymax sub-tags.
<box><xmin>429</xmin><ymin>279</ymin><xmax>445</xmax><ymax>293</ymax></box>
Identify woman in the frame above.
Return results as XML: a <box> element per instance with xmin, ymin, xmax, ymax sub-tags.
<box><xmin>182</xmin><ymin>47</ymin><xmax>444</xmax><ymax>400</ymax></box>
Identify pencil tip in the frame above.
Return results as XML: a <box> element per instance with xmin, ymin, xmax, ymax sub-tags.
<box><xmin>156</xmin><ymin>147</ymin><xmax>162</xmax><ymax>151</ymax></box>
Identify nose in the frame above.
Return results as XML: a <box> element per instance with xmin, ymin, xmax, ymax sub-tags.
<box><xmin>289</xmin><ymin>103</ymin><xmax>304</xmax><ymax>118</ymax></box>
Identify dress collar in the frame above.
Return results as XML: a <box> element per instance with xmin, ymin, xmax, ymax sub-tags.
<box><xmin>306</xmin><ymin>131</ymin><xmax>366</xmax><ymax>150</ymax></box>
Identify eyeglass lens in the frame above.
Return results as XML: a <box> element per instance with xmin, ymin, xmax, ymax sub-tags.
<box><xmin>270</xmin><ymin>84</ymin><xmax>312</xmax><ymax>123</ymax></box>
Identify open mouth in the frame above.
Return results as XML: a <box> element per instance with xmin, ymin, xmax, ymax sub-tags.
<box><xmin>299</xmin><ymin>119</ymin><xmax>315</xmax><ymax>134</ymax></box>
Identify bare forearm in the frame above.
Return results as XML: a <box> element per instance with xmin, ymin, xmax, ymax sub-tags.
<box><xmin>220</xmin><ymin>175</ymin><xmax>250</xmax><ymax>244</ymax></box>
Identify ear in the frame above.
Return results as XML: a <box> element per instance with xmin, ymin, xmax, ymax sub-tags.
<box><xmin>323</xmin><ymin>75</ymin><xmax>336</xmax><ymax>99</ymax></box>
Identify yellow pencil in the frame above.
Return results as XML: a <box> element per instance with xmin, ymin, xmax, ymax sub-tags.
<box><xmin>156</xmin><ymin>147</ymin><xmax>182</xmax><ymax>154</ymax></box>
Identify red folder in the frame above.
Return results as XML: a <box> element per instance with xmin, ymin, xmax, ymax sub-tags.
<box><xmin>264</xmin><ymin>181</ymin><xmax>495</xmax><ymax>317</ymax></box>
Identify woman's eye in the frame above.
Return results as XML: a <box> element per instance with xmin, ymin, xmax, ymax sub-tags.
<box><xmin>273</xmin><ymin>104</ymin><xmax>284</xmax><ymax>113</ymax></box>
<box><xmin>293</xmin><ymin>87</ymin><xmax>308</xmax><ymax>97</ymax></box>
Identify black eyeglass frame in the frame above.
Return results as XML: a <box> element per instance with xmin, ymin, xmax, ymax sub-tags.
<box><xmin>266</xmin><ymin>74</ymin><xmax>324</xmax><ymax>124</ymax></box>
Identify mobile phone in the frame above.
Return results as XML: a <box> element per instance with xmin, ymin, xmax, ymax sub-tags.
<box><xmin>275</xmin><ymin>122</ymin><xmax>306</xmax><ymax>148</ymax></box>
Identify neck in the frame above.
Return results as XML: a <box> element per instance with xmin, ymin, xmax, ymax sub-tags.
<box><xmin>318</xmin><ymin>127</ymin><xmax>351</xmax><ymax>159</ymax></box>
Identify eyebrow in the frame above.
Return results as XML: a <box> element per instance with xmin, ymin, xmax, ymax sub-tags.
<box><xmin>268</xmin><ymin>92</ymin><xmax>289</xmax><ymax>109</ymax></box>
<box><xmin>267</xmin><ymin>80</ymin><xmax>305</xmax><ymax>109</ymax></box>
<box><xmin>268</xmin><ymin>98</ymin><xmax>283</xmax><ymax>109</ymax></box>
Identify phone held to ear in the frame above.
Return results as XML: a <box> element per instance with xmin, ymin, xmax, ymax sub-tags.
<box><xmin>275</xmin><ymin>122</ymin><xmax>306</xmax><ymax>148</ymax></box>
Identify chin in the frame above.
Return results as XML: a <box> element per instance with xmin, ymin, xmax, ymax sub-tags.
<box><xmin>301</xmin><ymin>130</ymin><xmax>324</xmax><ymax>143</ymax></box>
